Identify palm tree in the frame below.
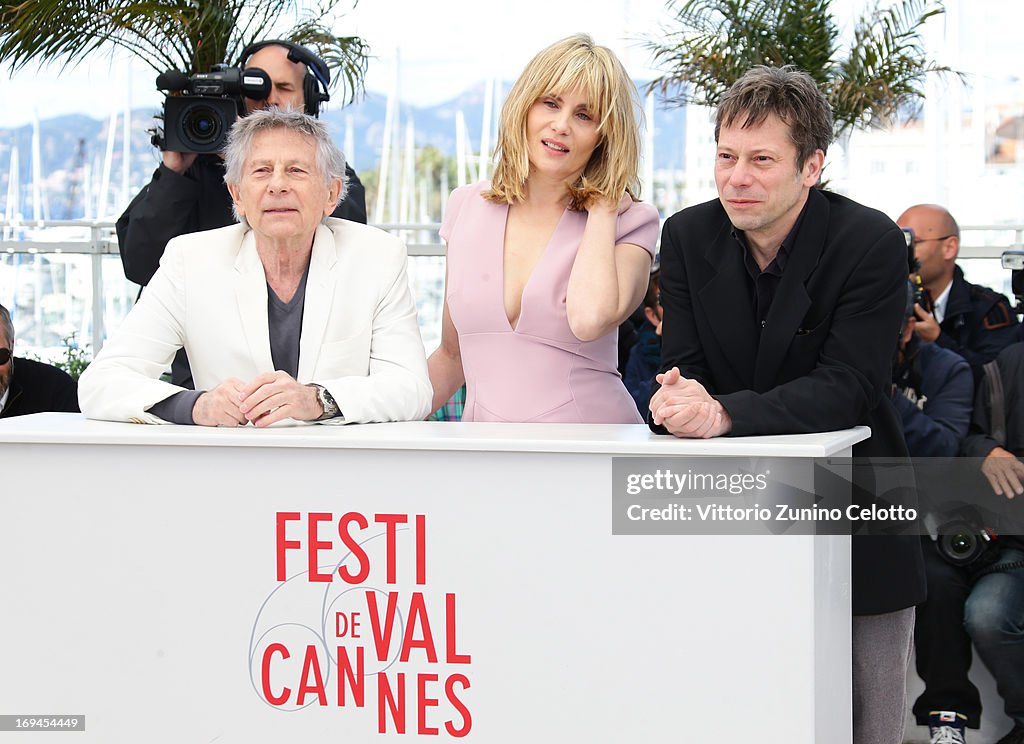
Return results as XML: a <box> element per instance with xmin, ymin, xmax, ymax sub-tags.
<box><xmin>0</xmin><ymin>0</ymin><xmax>370</xmax><ymax>105</ymax></box>
<box><xmin>644</xmin><ymin>0</ymin><xmax>959</xmax><ymax>139</ymax></box>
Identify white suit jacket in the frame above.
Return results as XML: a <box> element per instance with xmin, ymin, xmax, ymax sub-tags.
<box><xmin>79</xmin><ymin>218</ymin><xmax>432</xmax><ymax>424</ymax></box>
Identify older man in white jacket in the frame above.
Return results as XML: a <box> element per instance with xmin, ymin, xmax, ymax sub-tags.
<box><xmin>80</xmin><ymin>108</ymin><xmax>431</xmax><ymax>426</ymax></box>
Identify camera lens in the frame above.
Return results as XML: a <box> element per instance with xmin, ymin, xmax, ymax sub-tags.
<box><xmin>937</xmin><ymin>520</ymin><xmax>986</xmax><ymax>567</ymax></box>
<box><xmin>949</xmin><ymin>534</ymin><xmax>974</xmax><ymax>555</ymax></box>
<box><xmin>163</xmin><ymin>95</ymin><xmax>237</xmax><ymax>154</ymax></box>
<box><xmin>182</xmin><ymin>104</ymin><xmax>224</xmax><ymax>147</ymax></box>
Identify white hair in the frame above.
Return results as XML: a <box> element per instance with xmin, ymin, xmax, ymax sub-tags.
<box><xmin>222</xmin><ymin>107</ymin><xmax>348</xmax><ymax>222</ymax></box>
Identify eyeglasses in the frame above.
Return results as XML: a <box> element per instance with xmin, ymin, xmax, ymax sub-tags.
<box><xmin>0</xmin><ymin>347</ymin><xmax>10</xmax><ymax>365</ymax></box>
<box><xmin>911</xmin><ymin>234</ymin><xmax>955</xmax><ymax>248</ymax></box>
<box><xmin>903</xmin><ymin>228</ymin><xmax>956</xmax><ymax>250</ymax></box>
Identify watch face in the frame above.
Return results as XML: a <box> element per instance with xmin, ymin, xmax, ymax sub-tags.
<box><xmin>317</xmin><ymin>385</ymin><xmax>338</xmax><ymax>419</ymax></box>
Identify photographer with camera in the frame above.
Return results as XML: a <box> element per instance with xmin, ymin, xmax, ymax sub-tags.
<box><xmin>887</xmin><ymin>273</ymin><xmax>983</xmax><ymax>744</ymax></box>
<box><xmin>117</xmin><ymin>41</ymin><xmax>366</xmax><ymax>387</ymax></box>
<box><xmin>893</xmin><ymin>279</ymin><xmax>974</xmax><ymax>460</ymax></box>
<box><xmin>898</xmin><ymin>204</ymin><xmax>1019</xmax><ymax>387</ymax></box>
<box><xmin>909</xmin><ymin>276</ymin><xmax>1024</xmax><ymax>743</ymax></box>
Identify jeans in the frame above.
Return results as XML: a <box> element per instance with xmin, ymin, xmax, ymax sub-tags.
<box><xmin>913</xmin><ymin>539</ymin><xmax>1024</xmax><ymax>728</ymax></box>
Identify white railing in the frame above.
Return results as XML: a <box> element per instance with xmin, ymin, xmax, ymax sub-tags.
<box><xmin>2</xmin><ymin>218</ymin><xmax>1023</xmax><ymax>358</ymax></box>
<box><xmin>0</xmin><ymin>219</ymin><xmax>446</xmax><ymax>356</ymax></box>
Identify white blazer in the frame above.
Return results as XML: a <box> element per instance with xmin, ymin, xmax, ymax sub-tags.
<box><xmin>80</xmin><ymin>218</ymin><xmax>432</xmax><ymax>424</ymax></box>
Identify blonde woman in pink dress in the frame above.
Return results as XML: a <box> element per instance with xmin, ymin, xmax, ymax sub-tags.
<box><xmin>428</xmin><ymin>35</ymin><xmax>660</xmax><ymax>423</ymax></box>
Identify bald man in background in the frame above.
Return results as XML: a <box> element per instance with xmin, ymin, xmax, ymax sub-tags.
<box><xmin>898</xmin><ymin>204</ymin><xmax>1019</xmax><ymax>383</ymax></box>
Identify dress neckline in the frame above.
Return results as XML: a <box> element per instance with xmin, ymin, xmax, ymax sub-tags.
<box><xmin>499</xmin><ymin>202</ymin><xmax>570</xmax><ymax>332</ymax></box>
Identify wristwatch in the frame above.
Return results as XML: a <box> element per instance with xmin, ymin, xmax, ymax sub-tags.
<box><xmin>308</xmin><ymin>383</ymin><xmax>340</xmax><ymax>421</ymax></box>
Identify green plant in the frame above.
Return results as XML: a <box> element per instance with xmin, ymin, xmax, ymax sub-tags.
<box><xmin>644</xmin><ymin>0</ymin><xmax>961</xmax><ymax>139</ymax></box>
<box><xmin>53</xmin><ymin>332</ymin><xmax>91</xmax><ymax>381</ymax></box>
<box><xmin>20</xmin><ymin>332</ymin><xmax>92</xmax><ymax>380</ymax></box>
<box><xmin>0</xmin><ymin>0</ymin><xmax>370</xmax><ymax>105</ymax></box>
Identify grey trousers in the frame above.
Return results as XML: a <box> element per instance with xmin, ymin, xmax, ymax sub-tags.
<box><xmin>852</xmin><ymin>606</ymin><xmax>916</xmax><ymax>744</ymax></box>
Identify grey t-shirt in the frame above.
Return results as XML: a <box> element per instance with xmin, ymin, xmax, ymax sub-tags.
<box><xmin>148</xmin><ymin>264</ymin><xmax>310</xmax><ymax>424</ymax></box>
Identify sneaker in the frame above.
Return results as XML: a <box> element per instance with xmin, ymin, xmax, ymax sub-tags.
<box><xmin>929</xmin><ymin>710</ymin><xmax>968</xmax><ymax>744</ymax></box>
<box><xmin>995</xmin><ymin>722</ymin><xmax>1024</xmax><ymax>744</ymax></box>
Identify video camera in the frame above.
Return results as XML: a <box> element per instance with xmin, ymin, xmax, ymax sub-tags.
<box><xmin>152</xmin><ymin>66</ymin><xmax>272</xmax><ymax>154</ymax></box>
<box><xmin>902</xmin><ymin>227</ymin><xmax>935</xmax><ymax>315</ymax></box>
<box><xmin>1001</xmin><ymin>249</ymin><xmax>1024</xmax><ymax>315</ymax></box>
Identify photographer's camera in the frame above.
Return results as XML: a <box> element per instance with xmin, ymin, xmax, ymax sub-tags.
<box><xmin>903</xmin><ymin>227</ymin><xmax>935</xmax><ymax>314</ymax></box>
<box><xmin>936</xmin><ymin>518</ymin><xmax>996</xmax><ymax>567</ymax></box>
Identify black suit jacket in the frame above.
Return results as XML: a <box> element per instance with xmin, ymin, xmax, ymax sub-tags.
<box><xmin>656</xmin><ymin>189</ymin><xmax>926</xmax><ymax>615</ymax></box>
<box><xmin>1</xmin><ymin>357</ymin><xmax>79</xmax><ymax>418</ymax></box>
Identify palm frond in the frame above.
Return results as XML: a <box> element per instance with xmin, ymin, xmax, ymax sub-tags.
<box><xmin>832</xmin><ymin>0</ymin><xmax>959</xmax><ymax>135</ymax></box>
<box><xmin>285</xmin><ymin>16</ymin><xmax>370</xmax><ymax>106</ymax></box>
<box><xmin>642</xmin><ymin>0</ymin><xmax>959</xmax><ymax>138</ymax></box>
<box><xmin>646</xmin><ymin>0</ymin><xmax>841</xmax><ymax>107</ymax></box>
<box><xmin>0</xmin><ymin>0</ymin><xmax>370</xmax><ymax>99</ymax></box>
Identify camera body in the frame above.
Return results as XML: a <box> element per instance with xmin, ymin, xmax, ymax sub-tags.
<box><xmin>155</xmin><ymin>66</ymin><xmax>271</xmax><ymax>154</ymax></box>
<box><xmin>902</xmin><ymin>227</ymin><xmax>935</xmax><ymax>314</ymax></box>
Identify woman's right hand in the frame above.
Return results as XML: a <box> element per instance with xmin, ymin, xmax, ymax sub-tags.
<box><xmin>588</xmin><ymin>192</ymin><xmax>632</xmax><ymax>217</ymax></box>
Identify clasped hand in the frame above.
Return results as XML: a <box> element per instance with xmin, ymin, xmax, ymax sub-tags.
<box><xmin>649</xmin><ymin>367</ymin><xmax>731</xmax><ymax>439</ymax></box>
<box><xmin>192</xmin><ymin>371</ymin><xmax>323</xmax><ymax>428</ymax></box>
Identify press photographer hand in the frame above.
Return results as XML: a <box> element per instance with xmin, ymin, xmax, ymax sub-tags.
<box><xmin>162</xmin><ymin>150</ymin><xmax>198</xmax><ymax>175</ymax></box>
<box><xmin>980</xmin><ymin>446</ymin><xmax>1024</xmax><ymax>498</ymax></box>
<box><xmin>913</xmin><ymin>302</ymin><xmax>941</xmax><ymax>343</ymax></box>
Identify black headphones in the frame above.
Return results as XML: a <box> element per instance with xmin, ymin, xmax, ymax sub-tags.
<box><xmin>237</xmin><ymin>40</ymin><xmax>331</xmax><ymax>117</ymax></box>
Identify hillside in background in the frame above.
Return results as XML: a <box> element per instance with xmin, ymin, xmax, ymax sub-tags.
<box><xmin>0</xmin><ymin>81</ymin><xmax>686</xmax><ymax>221</ymax></box>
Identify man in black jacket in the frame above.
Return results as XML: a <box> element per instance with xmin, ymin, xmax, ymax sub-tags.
<box><xmin>649</xmin><ymin>66</ymin><xmax>925</xmax><ymax>744</ymax></box>
<box><xmin>910</xmin><ymin>341</ymin><xmax>1024</xmax><ymax>744</ymax></box>
<box><xmin>117</xmin><ymin>41</ymin><xmax>367</xmax><ymax>386</ymax></box>
<box><xmin>0</xmin><ymin>303</ymin><xmax>79</xmax><ymax>419</ymax></box>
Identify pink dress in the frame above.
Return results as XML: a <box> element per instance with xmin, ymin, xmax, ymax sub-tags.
<box><xmin>440</xmin><ymin>182</ymin><xmax>660</xmax><ymax>423</ymax></box>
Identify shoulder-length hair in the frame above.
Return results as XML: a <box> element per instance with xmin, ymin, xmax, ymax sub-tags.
<box><xmin>485</xmin><ymin>34</ymin><xmax>643</xmax><ymax>211</ymax></box>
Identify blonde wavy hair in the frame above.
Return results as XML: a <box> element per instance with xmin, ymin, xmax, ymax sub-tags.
<box><xmin>484</xmin><ymin>34</ymin><xmax>643</xmax><ymax>211</ymax></box>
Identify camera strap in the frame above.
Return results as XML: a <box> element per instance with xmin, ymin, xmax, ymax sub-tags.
<box><xmin>984</xmin><ymin>359</ymin><xmax>1007</xmax><ymax>446</ymax></box>
<box><xmin>969</xmin><ymin>553</ymin><xmax>1024</xmax><ymax>583</ymax></box>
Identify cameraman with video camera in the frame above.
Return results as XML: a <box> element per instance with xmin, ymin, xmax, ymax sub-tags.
<box><xmin>908</xmin><ymin>248</ymin><xmax>1024</xmax><ymax>744</ymax></box>
<box><xmin>117</xmin><ymin>41</ymin><xmax>366</xmax><ymax>387</ymax></box>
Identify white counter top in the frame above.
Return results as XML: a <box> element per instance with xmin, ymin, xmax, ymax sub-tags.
<box><xmin>0</xmin><ymin>412</ymin><xmax>869</xmax><ymax>457</ymax></box>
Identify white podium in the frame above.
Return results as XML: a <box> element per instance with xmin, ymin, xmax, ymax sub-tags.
<box><xmin>0</xmin><ymin>414</ymin><xmax>866</xmax><ymax>743</ymax></box>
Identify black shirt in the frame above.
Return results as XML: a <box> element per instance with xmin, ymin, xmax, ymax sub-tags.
<box><xmin>734</xmin><ymin>200</ymin><xmax>809</xmax><ymax>334</ymax></box>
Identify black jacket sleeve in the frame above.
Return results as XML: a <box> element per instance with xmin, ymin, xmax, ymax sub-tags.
<box><xmin>334</xmin><ymin>164</ymin><xmax>367</xmax><ymax>223</ymax></box>
<box><xmin>116</xmin><ymin>163</ymin><xmax>207</xmax><ymax>287</ymax></box>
